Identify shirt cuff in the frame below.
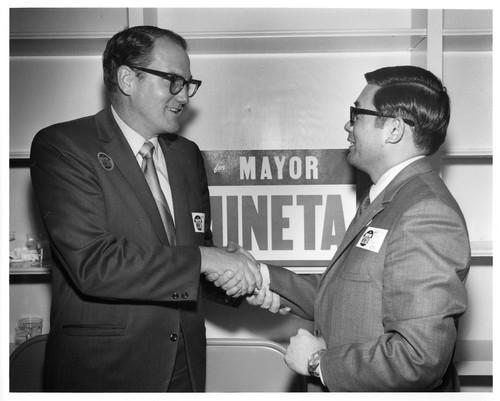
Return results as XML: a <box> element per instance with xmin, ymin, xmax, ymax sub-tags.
<box><xmin>259</xmin><ymin>263</ymin><xmax>271</xmax><ymax>288</ymax></box>
<box><xmin>318</xmin><ymin>361</ymin><xmax>325</xmax><ymax>385</ymax></box>
<box><xmin>261</xmin><ymin>261</ymin><xmax>323</xmax><ymax>385</ymax></box>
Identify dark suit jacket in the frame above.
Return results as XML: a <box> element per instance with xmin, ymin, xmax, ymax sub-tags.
<box><xmin>268</xmin><ymin>158</ymin><xmax>470</xmax><ymax>391</ymax></box>
<box><xmin>30</xmin><ymin>108</ymin><xmax>213</xmax><ymax>391</ymax></box>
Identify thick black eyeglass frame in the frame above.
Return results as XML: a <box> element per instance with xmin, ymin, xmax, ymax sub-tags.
<box><xmin>130</xmin><ymin>66</ymin><xmax>202</xmax><ymax>97</ymax></box>
<box><xmin>350</xmin><ymin>106</ymin><xmax>415</xmax><ymax>127</ymax></box>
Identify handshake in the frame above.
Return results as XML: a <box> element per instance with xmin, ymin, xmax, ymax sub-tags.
<box><xmin>199</xmin><ymin>242</ymin><xmax>261</xmax><ymax>298</ymax></box>
<box><xmin>199</xmin><ymin>242</ymin><xmax>290</xmax><ymax>314</ymax></box>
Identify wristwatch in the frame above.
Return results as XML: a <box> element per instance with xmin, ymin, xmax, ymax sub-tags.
<box><xmin>307</xmin><ymin>349</ymin><xmax>325</xmax><ymax>377</ymax></box>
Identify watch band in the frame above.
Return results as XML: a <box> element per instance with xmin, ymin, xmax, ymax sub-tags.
<box><xmin>307</xmin><ymin>349</ymin><xmax>325</xmax><ymax>377</ymax></box>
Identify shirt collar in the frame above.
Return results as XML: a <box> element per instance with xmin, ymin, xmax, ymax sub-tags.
<box><xmin>111</xmin><ymin>106</ymin><xmax>159</xmax><ymax>156</ymax></box>
<box><xmin>370</xmin><ymin>155</ymin><xmax>425</xmax><ymax>202</ymax></box>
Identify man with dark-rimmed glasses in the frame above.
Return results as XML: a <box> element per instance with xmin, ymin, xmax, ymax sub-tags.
<box><xmin>236</xmin><ymin>65</ymin><xmax>471</xmax><ymax>391</ymax></box>
<box><xmin>30</xmin><ymin>25</ymin><xmax>261</xmax><ymax>392</ymax></box>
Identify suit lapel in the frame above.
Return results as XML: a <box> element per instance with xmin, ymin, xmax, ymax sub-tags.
<box><xmin>320</xmin><ymin>158</ymin><xmax>433</xmax><ymax>282</ymax></box>
<box><xmin>320</xmin><ymin>197</ymin><xmax>384</xmax><ymax>281</ymax></box>
<box><xmin>158</xmin><ymin>135</ymin><xmax>193</xmax><ymax>246</ymax></box>
<box><xmin>95</xmin><ymin>109</ymin><xmax>169</xmax><ymax>245</ymax></box>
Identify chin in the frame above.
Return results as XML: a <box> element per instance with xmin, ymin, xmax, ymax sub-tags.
<box><xmin>346</xmin><ymin>153</ymin><xmax>359</xmax><ymax>169</ymax></box>
<box><xmin>346</xmin><ymin>150</ymin><xmax>354</xmax><ymax>163</ymax></box>
<box><xmin>164</xmin><ymin>122</ymin><xmax>180</xmax><ymax>134</ymax></box>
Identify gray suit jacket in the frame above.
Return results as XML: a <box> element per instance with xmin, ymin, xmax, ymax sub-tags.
<box><xmin>268</xmin><ymin>158</ymin><xmax>470</xmax><ymax>391</ymax></box>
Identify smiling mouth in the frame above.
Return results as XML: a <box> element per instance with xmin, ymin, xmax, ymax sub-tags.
<box><xmin>167</xmin><ymin>106</ymin><xmax>183</xmax><ymax>114</ymax></box>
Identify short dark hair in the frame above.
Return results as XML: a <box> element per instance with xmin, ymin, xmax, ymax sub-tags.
<box><xmin>365</xmin><ymin>65</ymin><xmax>450</xmax><ymax>155</ymax></box>
<box><xmin>102</xmin><ymin>25</ymin><xmax>188</xmax><ymax>94</ymax></box>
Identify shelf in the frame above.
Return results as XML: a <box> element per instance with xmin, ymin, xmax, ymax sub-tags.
<box><xmin>455</xmin><ymin>361</ymin><xmax>493</xmax><ymax>377</ymax></box>
<box><xmin>183</xmin><ymin>29</ymin><xmax>428</xmax><ymax>54</ymax></box>
<box><xmin>443</xmin><ymin>29</ymin><xmax>493</xmax><ymax>52</ymax></box>
<box><xmin>10</xmin><ymin>261</ymin><xmax>51</xmax><ymax>275</ymax></box>
<box><xmin>10</xmin><ymin>27</ymin><xmax>492</xmax><ymax>57</ymax></box>
<box><xmin>471</xmin><ymin>241</ymin><xmax>493</xmax><ymax>258</ymax></box>
<box><xmin>11</xmin><ymin>148</ymin><xmax>493</xmax><ymax>161</ymax></box>
<box><xmin>11</xmin><ymin>29</ymin><xmax>428</xmax><ymax>56</ymax></box>
<box><xmin>282</xmin><ymin>240</ymin><xmax>492</xmax><ymax>275</ymax></box>
<box><xmin>454</xmin><ymin>339</ymin><xmax>492</xmax><ymax>376</ymax></box>
<box><xmin>10</xmin><ymin>32</ymin><xmax>112</xmax><ymax>57</ymax></box>
<box><xmin>10</xmin><ymin>152</ymin><xmax>31</xmax><ymax>168</ymax></box>
<box><xmin>442</xmin><ymin>148</ymin><xmax>493</xmax><ymax>159</ymax></box>
<box><xmin>10</xmin><ymin>151</ymin><xmax>30</xmax><ymax>159</ymax></box>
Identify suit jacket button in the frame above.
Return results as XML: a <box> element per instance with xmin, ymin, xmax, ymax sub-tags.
<box><xmin>314</xmin><ymin>328</ymin><xmax>322</xmax><ymax>337</ymax></box>
<box><xmin>172</xmin><ymin>292</ymin><xmax>179</xmax><ymax>300</ymax></box>
<box><xmin>170</xmin><ymin>334</ymin><xmax>178</xmax><ymax>342</ymax></box>
<box><xmin>181</xmin><ymin>292</ymin><xmax>188</xmax><ymax>299</ymax></box>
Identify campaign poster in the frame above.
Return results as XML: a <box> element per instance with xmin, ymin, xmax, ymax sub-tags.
<box><xmin>203</xmin><ymin>149</ymin><xmax>356</xmax><ymax>269</ymax></box>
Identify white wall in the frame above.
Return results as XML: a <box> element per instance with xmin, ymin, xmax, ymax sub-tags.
<box><xmin>9</xmin><ymin>57</ymin><xmax>107</xmax><ymax>154</ymax></box>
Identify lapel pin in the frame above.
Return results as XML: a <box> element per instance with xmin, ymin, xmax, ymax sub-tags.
<box><xmin>97</xmin><ymin>152</ymin><xmax>114</xmax><ymax>171</ymax></box>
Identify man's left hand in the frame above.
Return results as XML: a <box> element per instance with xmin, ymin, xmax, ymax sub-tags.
<box><xmin>284</xmin><ymin>328</ymin><xmax>327</xmax><ymax>376</ymax></box>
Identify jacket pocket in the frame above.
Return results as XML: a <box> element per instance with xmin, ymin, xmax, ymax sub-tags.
<box><xmin>338</xmin><ymin>255</ymin><xmax>374</xmax><ymax>282</ymax></box>
<box><xmin>62</xmin><ymin>324</ymin><xmax>126</xmax><ymax>336</ymax></box>
<box><xmin>339</xmin><ymin>269</ymin><xmax>373</xmax><ymax>282</ymax></box>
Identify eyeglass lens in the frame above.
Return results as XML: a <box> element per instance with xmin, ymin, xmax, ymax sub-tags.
<box><xmin>170</xmin><ymin>78</ymin><xmax>198</xmax><ymax>97</ymax></box>
<box><xmin>350</xmin><ymin>107</ymin><xmax>360</xmax><ymax>125</ymax></box>
<box><xmin>131</xmin><ymin>66</ymin><xmax>200</xmax><ymax>97</ymax></box>
<box><xmin>349</xmin><ymin>106</ymin><xmax>414</xmax><ymax>127</ymax></box>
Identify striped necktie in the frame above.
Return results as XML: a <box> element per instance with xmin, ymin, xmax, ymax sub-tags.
<box><xmin>139</xmin><ymin>141</ymin><xmax>176</xmax><ymax>246</ymax></box>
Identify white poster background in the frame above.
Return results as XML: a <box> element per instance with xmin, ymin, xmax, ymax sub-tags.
<box><xmin>210</xmin><ymin>184</ymin><xmax>356</xmax><ymax>263</ymax></box>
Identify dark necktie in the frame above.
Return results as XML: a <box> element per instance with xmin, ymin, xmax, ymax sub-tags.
<box><xmin>356</xmin><ymin>190</ymin><xmax>371</xmax><ymax>218</ymax></box>
<box><xmin>139</xmin><ymin>141</ymin><xmax>176</xmax><ymax>246</ymax></box>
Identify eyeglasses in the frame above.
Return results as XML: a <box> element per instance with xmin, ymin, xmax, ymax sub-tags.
<box><xmin>130</xmin><ymin>66</ymin><xmax>202</xmax><ymax>97</ymax></box>
<box><xmin>350</xmin><ymin>106</ymin><xmax>415</xmax><ymax>127</ymax></box>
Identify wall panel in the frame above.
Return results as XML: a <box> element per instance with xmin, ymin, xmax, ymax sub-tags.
<box><xmin>157</xmin><ymin>8</ymin><xmax>419</xmax><ymax>33</ymax></box>
<box><xmin>10</xmin><ymin>56</ymin><xmax>106</xmax><ymax>154</ymax></box>
<box><xmin>186</xmin><ymin>52</ymin><xmax>411</xmax><ymax>150</ymax></box>
<box><xmin>10</xmin><ymin>8</ymin><xmax>128</xmax><ymax>34</ymax></box>
<box><xmin>442</xmin><ymin>160</ymin><xmax>492</xmax><ymax>247</ymax></box>
<box><xmin>443</xmin><ymin>52</ymin><xmax>492</xmax><ymax>152</ymax></box>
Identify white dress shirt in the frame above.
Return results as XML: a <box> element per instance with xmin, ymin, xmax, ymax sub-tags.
<box><xmin>369</xmin><ymin>155</ymin><xmax>425</xmax><ymax>204</ymax></box>
<box><xmin>111</xmin><ymin>106</ymin><xmax>175</xmax><ymax>223</ymax></box>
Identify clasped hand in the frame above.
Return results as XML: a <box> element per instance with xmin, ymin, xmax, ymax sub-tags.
<box><xmin>205</xmin><ymin>243</ymin><xmax>291</xmax><ymax>316</ymax></box>
<box><xmin>284</xmin><ymin>328</ymin><xmax>326</xmax><ymax>376</ymax></box>
<box><xmin>246</xmin><ymin>286</ymin><xmax>291</xmax><ymax>315</ymax></box>
<box><xmin>200</xmin><ymin>242</ymin><xmax>262</xmax><ymax>297</ymax></box>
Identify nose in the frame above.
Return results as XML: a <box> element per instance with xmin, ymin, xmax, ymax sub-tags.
<box><xmin>175</xmin><ymin>85</ymin><xmax>189</xmax><ymax>104</ymax></box>
<box><xmin>344</xmin><ymin>120</ymin><xmax>353</xmax><ymax>132</ymax></box>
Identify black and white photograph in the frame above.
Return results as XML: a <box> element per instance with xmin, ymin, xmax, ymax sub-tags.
<box><xmin>2</xmin><ymin>1</ymin><xmax>496</xmax><ymax>399</ymax></box>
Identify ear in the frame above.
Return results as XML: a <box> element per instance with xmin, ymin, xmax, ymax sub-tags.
<box><xmin>116</xmin><ymin>65</ymin><xmax>135</xmax><ymax>96</ymax></box>
<box><xmin>385</xmin><ymin>117</ymin><xmax>406</xmax><ymax>144</ymax></box>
